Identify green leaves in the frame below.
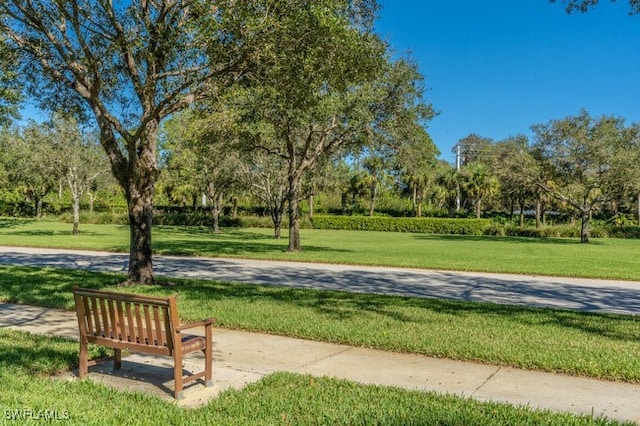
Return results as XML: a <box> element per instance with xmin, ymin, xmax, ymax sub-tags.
<box><xmin>0</xmin><ymin>35</ymin><xmax>20</xmax><ymax>126</ymax></box>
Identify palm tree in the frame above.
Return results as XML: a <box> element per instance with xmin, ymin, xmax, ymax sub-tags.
<box><xmin>460</xmin><ymin>162</ymin><xmax>499</xmax><ymax>219</ymax></box>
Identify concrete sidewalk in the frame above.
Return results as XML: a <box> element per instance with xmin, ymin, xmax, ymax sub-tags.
<box><xmin>1</xmin><ymin>302</ymin><xmax>638</xmax><ymax>423</ymax></box>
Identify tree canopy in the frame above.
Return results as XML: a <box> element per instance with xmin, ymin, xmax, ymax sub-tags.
<box><xmin>551</xmin><ymin>0</ymin><xmax>640</xmax><ymax>13</ymax></box>
<box><xmin>0</xmin><ymin>34</ymin><xmax>20</xmax><ymax>126</ymax></box>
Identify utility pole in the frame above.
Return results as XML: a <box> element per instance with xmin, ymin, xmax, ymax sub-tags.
<box><xmin>453</xmin><ymin>143</ymin><xmax>462</xmax><ymax>212</ymax></box>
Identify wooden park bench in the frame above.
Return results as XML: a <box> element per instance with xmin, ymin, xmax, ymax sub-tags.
<box><xmin>72</xmin><ymin>286</ymin><xmax>214</xmax><ymax>399</ymax></box>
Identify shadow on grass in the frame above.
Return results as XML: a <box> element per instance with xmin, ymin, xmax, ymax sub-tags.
<box><xmin>0</xmin><ymin>266</ymin><xmax>119</xmax><ymax>309</ymax></box>
<box><xmin>157</xmin><ymin>226</ymin><xmax>273</xmax><ymax>241</ymax></box>
<box><xmin>0</xmin><ymin>328</ymin><xmax>110</xmax><ymax>375</ymax></box>
<box><xmin>412</xmin><ymin>234</ymin><xmax>604</xmax><ymax>245</ymax></box>
<box><xmin>0</xmin><ymin>265</ymin><xmax>637</xmax><ymax>346</ymax></box>
<box><xmin>5</xmin><ymin>229</ymin><xmax>110</xmax><ymax>237</ymax></box>
<box><xmin>153</xmin><ymin>237</ymin><xmax>350</xmax><ymax>257</ymax></box>
<box><xmin>149</xmin><ymin>279</ymin><xmax>640</xmax><ymax>345</ymax></box>
<box><xmin>0</xmin><ymin>336</ymin><xmax>78</xmax><ymax>374</ymax></box>
<box><xmin>0</xmin><ymin>218</ymin><xmax>32</xmax><ymax>228</ymax></box>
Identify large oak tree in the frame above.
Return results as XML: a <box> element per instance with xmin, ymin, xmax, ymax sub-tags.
<box><xmin>0</xmin><ymin>0</ymin><xmax>260</xmax><ymax>283</ymax></box>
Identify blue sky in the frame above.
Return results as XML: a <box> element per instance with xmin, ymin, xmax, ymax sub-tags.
<box><xmin>375</xmin><ymin>0</ymin><xmax>640</xmax><ymax>162</ymax></box>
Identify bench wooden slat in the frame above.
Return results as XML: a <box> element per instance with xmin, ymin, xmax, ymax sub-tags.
<box><xmin>116</xmin><ymin>300</ymin><xmax>127</xmax><ymax>341</ymax></box>
<box><xmin>89</xmin><ymin>297</ymin><xmax>101</xmax><ymax>336</ymax></box>
<box><xmin>82</xmin><ymin>296</ymin><xmax>94</xmax><ymax>334</ymax></box>
<box><xmin>107</xmin><ymin>299</ymin><xmax>118</xmax><ymax>339</ymax></box>
<box><xmin>134</xmin><ymin>304</ymin><xmax>144</xmax><ymax>344</ymax></box>
<box><xmin>152</xmin><ymin>305</ymin><xmax>162</xmax><ymax>346</ymax></box>
<box><xmin>125</xmin><ymin>302</ymin><xmax>135</xmax><ymax>342</ymax></box>
<box><xmin>73</xmin><ymin>286</ymin><xmax>215</xmax><ymax>400</ymax></box>
<box><xmin>143</xmin><ymin>304</ymin><xmax>153</xmax><ymax>344</ymax></box>
<box><xmin>164</xmin><ymin>306</ymin><xmax>173</xmax><ymax>350</ymax></box>
<box><xmin>99</xmin><ymin>298</ymin><xmax>109</xmax><ymax>338</ymax></box>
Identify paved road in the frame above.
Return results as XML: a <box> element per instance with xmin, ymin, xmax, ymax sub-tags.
<box><xmin>0</xmin><ymin>246</ymin><xmax>638</xmax><ymax>315</ymax></box>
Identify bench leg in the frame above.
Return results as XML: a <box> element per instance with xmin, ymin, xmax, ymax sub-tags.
<box><xmin>78</xmin><ymin>338</ymin><xmax>88</xmax><ymax>378</ymax></box>
<box><xmin>114</xmin><ymin>348</ymin><xmax>122</xmax><ymax>370</ymax></box>
<box><xmin>205</xmin><ymin>325</ymin><xmax>213</xmax><ymax>387</ymax></box>
<box><xmin>174</xmin><ymin>352</ymin><xmax>184</xmax><ymax>400</ymax></box>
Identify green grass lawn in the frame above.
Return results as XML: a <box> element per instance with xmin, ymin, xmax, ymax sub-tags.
<box><xmin>0</xmin><ymin>329</ymin><xmax>629</xmax><ymax>426</ymax></box>
<box><xmin>1</xmin><ymin>219</ymin><xmax>638</xmax><ymax>423</ymax></box>
<box><xmin>1</xmin><ymin>218</ymin><xmax>640</xmax><ymax>280</ymax></box>
<box><xmin>1</xmin><ymin>266</ymin><xmax>638</xmax><ymax>383</ymax></box>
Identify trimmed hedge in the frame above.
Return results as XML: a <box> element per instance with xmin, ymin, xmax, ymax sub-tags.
<box><xmin>604</xmin><ymin>225</ymin><xmax>640</xmax><ymax>239</ymax></box>
<box><xmin>311</xmin><ymin>215</ymin><xmax>491</xmax><ymax>235</ymax></box>
<box><xmin>484</xmin><ymin>222</ymin><xmax>640</xmax><ymax>239</ymax></box>
<box><xmin>56</xmin><ymin>210</ymin><xmax>640</xmax><ymax>239</ymax></box>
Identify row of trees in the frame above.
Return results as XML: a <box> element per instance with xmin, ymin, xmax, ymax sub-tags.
<box><xmin>4</xmin><ymin>107</ymin><xmax>639</xmax><ymax>246</ymax></box>
<box><xmin>0</xmin><ymin>116</ymin><xmax>113</xmax><ymax>232</ymax></box>
<box><xmin>450</xmin><ymin>111</ymin><xmax>640</xmax><ymax>243</ymax></box>
<box><xmin>158</xmin><ymin>108</ymin><xmax>640</xmax><ymax>245</ymax></box>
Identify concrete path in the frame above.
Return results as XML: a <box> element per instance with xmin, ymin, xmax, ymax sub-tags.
<box><xmin>1</xmin><ymin>302</ymin><xmax>639</xmax><ymax>423</ymax></box>
<box><xmin>0</xmin><ymin>246</ymin><xmax>639</xmax><ymax>314</ymax></box>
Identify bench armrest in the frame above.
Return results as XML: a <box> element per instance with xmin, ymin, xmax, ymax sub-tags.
<box><xmin>176</xmin><ymin>318</ymin><xmax>216</xmax><ymax>333</ymax></box>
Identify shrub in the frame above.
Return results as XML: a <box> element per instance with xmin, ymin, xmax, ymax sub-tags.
<box><xmin>59</xmin><ymin>211</ymin><xmax>129</xmax><ymax>225</ymax></box>
<box><xmin>311</xmin><ymin>215</ymin><xmax>491</xmax><ymax>235</ymax></box>
<box><xmin>604</xmin><ymin>225</ymin><xmax>640</xmax><ymax>239</ymax></box>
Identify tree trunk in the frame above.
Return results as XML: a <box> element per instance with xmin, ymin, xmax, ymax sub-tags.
<box><xmin>287</xmin><ymin>176</ymin><xmax>301</xmax><ymax>252</ymax></box>
<box><xmin>232</xmin><ymin>197</ymin><xmax>238</xmax><ymax>219</ymax></box>
<box><xmin>637</xmin><ymin>193</ymin><xmax>640</xmax><ymax>226</ymax></box>
<box><xmin>368</xmin><ymin>182</ymin><xmax>377</xmax><ymax>217</ymax></box>
<box><xmin>475</xmin><ymin>199</ymin><xmax>482</xmax><ymax>219</ymax></box>
<box><xmin>412</xmin><ymin>184</ymin><xmax>418</xmax><ymax>216</ymax></box>
<box><xmin>120</xmin><ymin>120</ymin><xmax>159</xmax><ymax>285</ymax></box>
<box><xmin>211</xmin><ymin>192</ymin><xmax>224</xmax><ymax>234</ymax></box>
<box><xmin>308</xmin><ymin>193</ymin><xmax>314</xmax><ymax>219</ymax></box>
<box><xmin>519</xmin><ymin>199</ymin><xmax>525</xmax><ymax>227</ymax></box>
<box><xmin>509</xmin><ymin>198</ymin><xmax>514</xmax><ymax>222</ymax></box>
<box><xmin>272</xmin><ymin>210</ymin><xmax>283</xmax><ymax>239</ymax></box>
<box><xmin>72</xmin><ymin>193</ymin><xmax>81</xmax><ymax>235</ymax></box>
<box><xmin>127</xmin><ymin>189</ymin><xmax>155</xmax><ymax>284</ymax></box>
<box><xmin>211</xmin><ymin>208</ymin><xmax>220</xmax><ymax>234</ymax></box>
<box><xmin>35</xmin><ymin>197</ymin><xmax>43</xmax><ymax>218</ymax></box>
<box><xmin>580</xmin><ymin>210</ymin><xmax>590</xmax><ymax>244</ymax></box>
<box><xmin>535</xmin><ymin>198</ymin><xmax>542</xmax><ymax>228</ymax></box>
<box><xmin>88</xmin><ymin>192</ymin><xmax>96</xmax><ymax>213</ymax></box>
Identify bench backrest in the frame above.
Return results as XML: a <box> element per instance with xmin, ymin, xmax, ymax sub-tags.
<box><xmin>73</xmin><ymin>287</ymin><xmax>180</xmax><ymax>356</ymax></box>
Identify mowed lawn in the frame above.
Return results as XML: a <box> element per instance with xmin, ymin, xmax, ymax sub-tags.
<box><xmin>1</xmin><ymin>219</ymin><xmax>638</xmax><ymax>424</ymax></box>
<box><xmin>1</xmin><ymin>218</ymin><xmax>640</xmax><ymax>280</ymax></box>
